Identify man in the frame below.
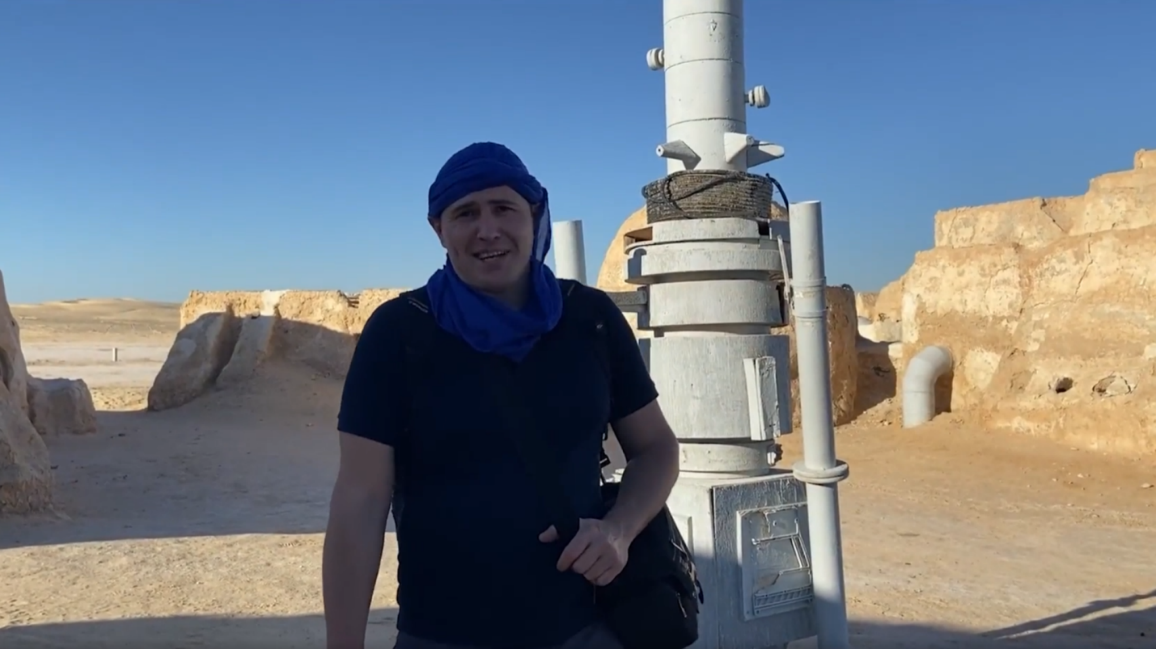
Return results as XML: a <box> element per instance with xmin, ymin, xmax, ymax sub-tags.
<box><xmin>323</xmin><ymin>142</ymin><xmax>681</xmax><ymax>649</ymax></box>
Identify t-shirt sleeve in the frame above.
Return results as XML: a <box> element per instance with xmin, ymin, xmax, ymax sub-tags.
<box><xmin>336</xmin><ymin>299</ymin><xmax>408</xmax><ymax>447</ymax></box>
<box><xmin>594</xmin><ymin>289</ymin><xmax>659</xmax><ymax>423</ymax></box>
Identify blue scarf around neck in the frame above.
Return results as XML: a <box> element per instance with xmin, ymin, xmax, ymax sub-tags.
<box><xmin>425</xmin><ymin>142</ymin><xmax>564</xmax><ymax>362</ymax></box>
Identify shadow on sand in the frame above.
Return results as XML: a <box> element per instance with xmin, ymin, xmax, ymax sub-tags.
<box><xmin>1</xmin><ymin>407</ymin><xmax>349</xmax><ymax>549</ymax></box>
<box><xmin>0</xmin><ymin>608</ymin><xmax>399</xmax><ymax>648</ymax></box>
<box><xmin>2</xmin><ymin>314</ymin><xmax>378</xmax><ymax>548</ymax></box>
<box><xmin>0</xmin><ymin>595</ymin><xmax>1152</xmax><ymax>648</ymax></box>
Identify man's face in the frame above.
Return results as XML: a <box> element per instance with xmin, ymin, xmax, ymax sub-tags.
<box><xmin>431</xmin><ymin>185</ymin><xmax>536</xmax><ymax>296</ymax></box>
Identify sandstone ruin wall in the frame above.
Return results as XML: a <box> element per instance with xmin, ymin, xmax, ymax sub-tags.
<box><xmin>883</xmin><ymin>149</ymin><xmax>1156</xmax><ymax>454</ymax></box>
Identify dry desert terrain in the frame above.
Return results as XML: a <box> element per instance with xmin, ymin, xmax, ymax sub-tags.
<box><xmin>1</xmin><ymin>297</ymin><xmax>1154</xmax><ymax>648</ymax></box>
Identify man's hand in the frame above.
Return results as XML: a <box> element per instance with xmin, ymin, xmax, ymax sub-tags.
<box><xmin>539</xmin><ymin>518</ymin><xmax>630</xmax><ymax>586</ymax></box>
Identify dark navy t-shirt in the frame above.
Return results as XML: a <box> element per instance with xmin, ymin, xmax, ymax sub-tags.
<box><xmin>336</xmin><ymin>282</ymin><xmax>658</xmax><ymax>649</ymax></box>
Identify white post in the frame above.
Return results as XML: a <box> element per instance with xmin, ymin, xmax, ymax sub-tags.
<box><xmin>553</xmin><ymin>220</ymin><xmax>588</xmax><ymax>284</ymax></box>
<box><xmin>788</xmin><ymin>200</ymin><xmax>852</xmax><ymax>649</ymax></box>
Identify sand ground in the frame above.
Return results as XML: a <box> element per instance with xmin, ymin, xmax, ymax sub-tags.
<box><xmin>1</xmin><ymin>299</ymin><xmax>1154</xmax><ymax>648</ymax></box>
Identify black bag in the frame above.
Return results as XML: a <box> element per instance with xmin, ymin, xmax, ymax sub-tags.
<box><xmin>398</xmin><ymin>282</ymin><xmax>703</xmax><ymax>649</ymax></box>
<box><xmin>483</xmin><ymin>362</ymin><xmax>703</xmax><ymax>649</ymax></box>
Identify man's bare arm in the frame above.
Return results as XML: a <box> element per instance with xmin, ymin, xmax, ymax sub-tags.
<box><xmin>323</xmin><ymin>432</ymin><xmax>395</xmax><ymax>649</ymax></box>
<box><xmin>603</xmin><ymin>399</ymin><xmax>680</xmax><ymax>542</ymax></box>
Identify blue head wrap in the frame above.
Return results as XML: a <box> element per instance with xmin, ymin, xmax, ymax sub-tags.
<box><xmin>425</xmin><ymin>142</ymin><xmax>563</xmax><ymax>361</ymax></box>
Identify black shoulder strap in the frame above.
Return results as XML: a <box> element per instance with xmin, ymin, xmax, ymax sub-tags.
<box><xmin>558</xmin><ymin>280</ymin><xmax>611</xmax><ymax>384</ymax></box>
<box><xmin>398</xmin><ymin>288</ymin><xmax>440</xmax><ymax>396</ymax></box>
<box><xmin>558</xmin><ymin>281</ymin><xmax>615</xmax><ymax>469</ymax></box>
<box><xmin>401</xmin><ymin>286</ymin><xmax>438</xmax><ymax>334</ymax></box>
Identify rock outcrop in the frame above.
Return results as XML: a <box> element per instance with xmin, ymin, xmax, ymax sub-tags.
<box><xmin>148</xmin><ymin>309</ymin><xmax>241</xmax><ymax>411</ymax></box>
<box><xmin>148</xmin><ymin>288</ymin><xmax>407</xmax><ymax>411</ymax></box>
<box><xmin>0</xmin><ymin>270</ymin><xmax>53</xmax><ymax>514</ymax></box>
<box><xmin>855</xmin><ymin>278</ymin><xmax>904</xmax><ymax>344</ymax></box>
<box><xmin>27</xmin><ymin>377</ymin><xmax>98</xmax><ymax>436</ymax></box>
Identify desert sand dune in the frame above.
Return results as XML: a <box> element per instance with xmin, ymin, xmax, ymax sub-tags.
<box><xmin>2</xmin><ymin>294</ymin><xmax>1154</xmax><ymax>648</ymax></box>
<box><xmin>13</xmin><ymin>298</ymin><xmax>179</xmax><ymax>391</ymax></box>
<box><xmin>10</xmin><ymin>298</ymin><xmax>180</xmax><ymax>344</ymax></box>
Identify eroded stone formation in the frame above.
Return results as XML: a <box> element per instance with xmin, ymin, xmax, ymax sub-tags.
<box><xmin>0</xmin><ymin>270</ymin><xmax>51</xmax><ymax>513</ymax></box>
<box><xmin>148</xmin><ymin>288</ymin><xmax>407</xmax><ymax>411</ymax></box>
<box><xmin>27</xmin><ymin>377</ymin><xmax>98</xmax><ymax>437</ymax></box>
<box><xmin>859</xmin><ymin>148</ymin><xmax>1156</xmax><ymax>454</ymax></box>
<box><xmin>1</xmin><ymin>270</ymin><xmax>100</xmax><ymax>514</ymax></box>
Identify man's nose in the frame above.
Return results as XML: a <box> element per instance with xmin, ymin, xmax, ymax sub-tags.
<box><xmin>475</xmin><ymin>211</ymin><xmax>503</xmax><ymax>240</ymax></box>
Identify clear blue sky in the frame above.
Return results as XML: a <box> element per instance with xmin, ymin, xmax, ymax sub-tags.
<box><xmin>2</xmin><ymin>1</ymin><xmax>1152</xmax><ymax>304</ymax></box>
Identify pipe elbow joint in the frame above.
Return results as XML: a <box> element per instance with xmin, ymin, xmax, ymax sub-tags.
<box><xmin>903</xmin><ymin>345</ymin><xmax>953</xmax><ymax>392</ymax></box>
<box><xmin>901</xmin><ymin>345</ymin><xmax>954</xmax><ymax>428</ymax></box>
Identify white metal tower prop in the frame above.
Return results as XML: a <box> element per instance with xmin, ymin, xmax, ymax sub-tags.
<box><xmin>622</xmin><ymin>1</ymin><xmax>853</xmax><ymax>647</ymax></box>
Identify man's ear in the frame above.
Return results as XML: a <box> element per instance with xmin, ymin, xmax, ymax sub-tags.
<box><xmin>428</xmin><ymin>216</ymin><xmax>442</xmax><ymax>238</ymax></box>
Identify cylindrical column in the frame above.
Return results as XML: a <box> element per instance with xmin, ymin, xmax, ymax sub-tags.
<box><xmin>662</xmin><ymin>0</ymin><xmax>747</xmax><ymax>172</ymax></box>
<box><xmin>640</xmin><ymin>3</ymin><xmax>841</xmax><ymax>647</ymax></box>
<box><xmin>552</xmin><ymin>220</ymin><xmax>588</xmax><ymax>284</ymax></box>
<box><xmin>625</xmin><ymin>217</ymin><xmax>789</xmax><ymax>477</ymax></box>
<box><xmin>788</xmin><ymin>201</ymin><xmax>851</xmax><ymax>649</ymax></box>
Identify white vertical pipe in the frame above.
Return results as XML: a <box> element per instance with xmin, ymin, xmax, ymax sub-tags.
<box><xmin>788</xmin><ymin>200</ymin><xmax>851</xmax><ymax>649</ymax></box>
<box><xmin>661</xmin><ymin>0</ymin><xmax>748</xmax><ymax>172</ymax></box>
<box><xmin>552</xmin><ymin>220</ymin><xmax>588</xmax><ymax>284</ymax></box>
